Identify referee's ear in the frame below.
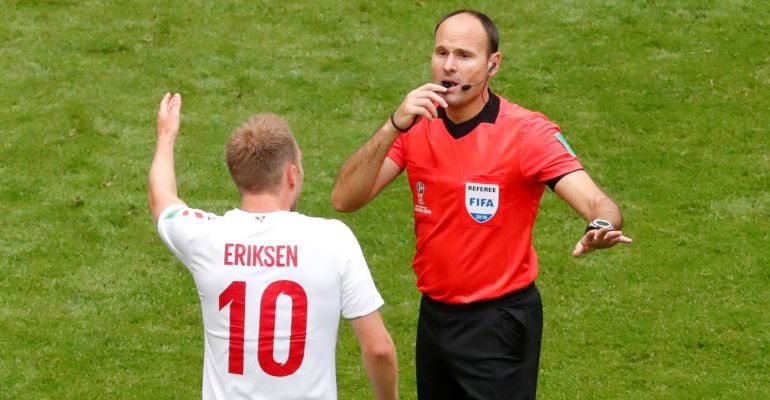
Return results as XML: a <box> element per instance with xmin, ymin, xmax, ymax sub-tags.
<box><xmin>488</xmin><ymin>53</ymin><xmax>501</xmax><ymax>77</ymax></box>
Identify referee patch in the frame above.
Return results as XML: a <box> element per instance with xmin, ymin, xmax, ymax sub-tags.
<box><xmin>465</xmin><ymin>182</ymin><xmax>499</xmax><ymax>223</ymax></box>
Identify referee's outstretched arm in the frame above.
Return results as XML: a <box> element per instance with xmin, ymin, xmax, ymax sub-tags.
<box><xmin>553</xmin><ymin>170</ymin><xmax>633</xmax><ymax>256</ymax></box>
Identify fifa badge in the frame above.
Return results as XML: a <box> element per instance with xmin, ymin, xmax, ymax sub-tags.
<box><xmin>465</xmin><ymin>182</ymin><xmax>499</xmax><ymax>223</ymax></box>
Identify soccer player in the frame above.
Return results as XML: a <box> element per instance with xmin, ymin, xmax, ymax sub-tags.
<box><xmin>148</xmin><ymin>93</ymin><xmax>398</xmax><ymax>400</ymax></box>
<box><xmin>331</xmin><ymin>9</ymin><xmax>632</xmax><ymax>400</ymax></box>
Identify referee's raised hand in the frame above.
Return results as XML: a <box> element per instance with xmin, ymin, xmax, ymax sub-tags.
<box><xmin>391</xmin><ymin>83</ymin><xmax>448</xmax><ymax>131</ymax></box>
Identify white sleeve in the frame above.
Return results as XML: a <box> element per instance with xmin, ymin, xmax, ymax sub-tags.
<box><xmin>336</xmin><ymin>223</ymin><xmax>385</xmax><ymax>320</ymax></box>
<box><xmin>156</xmin><ymin>204</ymin><xmax>217</xmax><ymax>267</ymax></box>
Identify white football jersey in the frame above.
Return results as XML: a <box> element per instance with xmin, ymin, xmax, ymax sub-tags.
<box><xmin>157</xmin><ymin>205</ymin><xmax>384</xmax><ymax>400</ymax></box>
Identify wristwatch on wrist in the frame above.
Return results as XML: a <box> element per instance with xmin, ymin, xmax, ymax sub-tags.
<box><xmin>585</xmin><ymin>219</ymin><xmax>615</xmax><ymax>233</ymax></box>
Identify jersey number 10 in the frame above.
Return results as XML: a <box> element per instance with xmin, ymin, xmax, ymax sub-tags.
<box><xmin>219</xmin><ymin>280</ymin><xmax>308</xmax><ymax>377</ymax></box>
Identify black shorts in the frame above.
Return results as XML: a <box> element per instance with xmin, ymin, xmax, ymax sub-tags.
<box><xmin>416</xmin><ymin>283</ymin><xmax>543</xmax><ymax>400</ymax></box>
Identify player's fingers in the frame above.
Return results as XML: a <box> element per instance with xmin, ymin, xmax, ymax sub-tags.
<box><xmin>159</xmin><ymin>92</ymin><xmax>171</xmax><ymax>115</ymax></box>
<box><xmin>171</xmin><ymin>93</ymin><xmax>182</xmax><ymax>110</ymax></box>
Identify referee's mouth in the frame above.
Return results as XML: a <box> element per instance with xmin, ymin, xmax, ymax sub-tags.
<box><xmin>441</xmin><ymin>80</ymin><xmax>459</xmax><ymax>89</ymax></box>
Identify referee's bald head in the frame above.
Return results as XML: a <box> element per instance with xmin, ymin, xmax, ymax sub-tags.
<box><xmin>435</xmin><ymin>9</ymin><xmax>499</xmax><ymax>55</ymax></box>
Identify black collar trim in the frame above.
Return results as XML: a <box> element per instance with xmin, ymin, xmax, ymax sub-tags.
<box><xmin>438</xmin><ymin>92</ymin><xmax>500</xmax><ymax>139</ymax></box>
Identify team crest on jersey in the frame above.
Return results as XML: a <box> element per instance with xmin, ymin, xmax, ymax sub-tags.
<box><xmin>465</xmin><ymin>182</ymin><xmax>498</xmax><ymax>223</ymax></box>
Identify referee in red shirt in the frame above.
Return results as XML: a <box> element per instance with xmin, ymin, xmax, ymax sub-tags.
<box><xmin>332</xmin><ymin>9</ymin><xmax>632</xmax><ymax>400</ymax></box>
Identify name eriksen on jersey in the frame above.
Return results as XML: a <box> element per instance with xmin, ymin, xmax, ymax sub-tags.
<box><xmin>223</xmin><ymin>243</ymin><xmax>298</xmax><ymax>267</ymax></box>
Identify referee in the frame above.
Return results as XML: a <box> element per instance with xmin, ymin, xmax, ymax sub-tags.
<box><xmin>331</xmin><ymin>9</ymin><xmax>632</xmax><ymax>400</ymax></box>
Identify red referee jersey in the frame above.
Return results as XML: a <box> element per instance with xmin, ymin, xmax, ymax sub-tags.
<box><xmin>387</xmin><ymin>94</ymin><xmax>583</xmax><ymax>304</ymax></box>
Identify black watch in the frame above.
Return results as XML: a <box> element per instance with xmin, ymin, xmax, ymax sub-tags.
<box><xmin>585</xmin><ymin>219</ymin><xmax>615</xmax><ymax>233</ymax></box>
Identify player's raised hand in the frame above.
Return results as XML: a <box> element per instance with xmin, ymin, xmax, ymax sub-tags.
<box><xmin>572</xmin><ymin>227</ymin><xmax>633</xmax><ymax>257</ymax></box>
<box><xmin>157</xmin><ymin>92</ymin><xmax>182</xmax><ymax>138</ymax></box>
<box><xmin>391</xmin><ymin>83</ymin><xmax>448</xmax><ymax>131</ymax></box>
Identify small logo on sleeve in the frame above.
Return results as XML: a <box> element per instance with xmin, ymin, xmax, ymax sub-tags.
<box><xmin>554</xmin><ymin>132</ymin><xmax>577</xmax><ymax>157</ymax></box>
<box><xmin>164</xmin><ymin>206</ymin><xmax>185</xmax><ymax>219</ymax></box>
<box><xmin>465</xmin><ymin>183</ymin><xmax>499</xmax><ymax>223</ymax></box>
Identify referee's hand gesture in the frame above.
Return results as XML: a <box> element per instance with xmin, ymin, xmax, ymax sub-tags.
<box><xmin>572</xmin><ymin>227</ymin><xmax>633</xmax><ymax>257</ymax></box>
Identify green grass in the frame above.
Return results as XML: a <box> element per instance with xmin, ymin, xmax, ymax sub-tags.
<box><xmin>1</xmin><ymin>0</ymin><xmax>768</xmax><ymax>398</ymax></box>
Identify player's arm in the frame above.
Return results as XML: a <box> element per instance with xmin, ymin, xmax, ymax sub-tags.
<box><xmin>553</xmin><ymin>170</ymin><xmax>632</xmax><ymax>257</ymax></box>
<box><xmin>148</xmin><ymin>93</ymin><xmax>186</xmax><ymax>223</ymax></box>
<box><xmin>349</xmin><ymin>310</ymin><xmax>398</xmax><ymax>400</ymax></box>
<box><xmin>330</xmin><ymin>83</ymin><xmax>448</xmax><ymax>212</ymax></box>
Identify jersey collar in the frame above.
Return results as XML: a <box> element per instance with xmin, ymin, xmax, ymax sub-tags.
<box><xmin>438</xmin><ymin>91</ymin><xmax>500</xmax><ymax>139</ymax></box>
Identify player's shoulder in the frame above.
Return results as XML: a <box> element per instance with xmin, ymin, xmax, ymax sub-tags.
<box><xmin>293</xmin><ymin>213</ymin><xmax>353</xmax><ymax>234</ymax></box>
<box><xmin>156</xmin><ymin>205</ymin><xmax>222</xmax><ymax>249</ymax></box>
<box><xmin>159</xmin><ymin>204</ymin><xmax>220</xmax><ymax>224</ymax></box>
<box><xmin>296</xmin><ymin>213</ymin><xmax>361</xmax><ymax>245</ymax></box>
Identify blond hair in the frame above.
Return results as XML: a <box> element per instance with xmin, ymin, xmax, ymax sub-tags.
<box><xmin>225</xmin><ymin>113</ymin><xmax>299</xmax><ymax>194</ymax></box>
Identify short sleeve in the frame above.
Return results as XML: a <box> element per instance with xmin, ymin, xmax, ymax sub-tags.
<box><xmin>386</xmin><ymin>134</ymin><xmax>407</xmax><ymax>170</ymax></box>
<box><xmin>335</xmin><ymin>223</ymin><xmax>385</xmax><ymax>320</ymax></box>
<box><xmin>156</xmin><ymin>204</ymin><xmax>218</xmax><ymax>266</ymax></box>
<box><xmin>518</xmin><ymin>113</ymin><xmax>584</xmax><ymax>183</ymax></box>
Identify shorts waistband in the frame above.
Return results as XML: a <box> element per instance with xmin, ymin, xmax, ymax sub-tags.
<box><xmin>422</xmin><ymin>282</ymin><xmax>538</xmax><ymax>311</ymax></box>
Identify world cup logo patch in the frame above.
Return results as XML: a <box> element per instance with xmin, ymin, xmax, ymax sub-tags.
<box><xmin>414</xmin><ymin>181</ymin><xmax>431</xmax><ymax>215</ymax></box>
<box><xmin>465</xmin><ymin>182</ymin><xmax>499</xmax><ymax>223</ymax></box>
<box><xmin>416</xmin><ymin>181</ymin><xmax>425</xmax><ymax>205</ymax></box>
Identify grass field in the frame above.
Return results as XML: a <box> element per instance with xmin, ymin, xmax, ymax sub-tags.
<box><xmin>1</xmin><ymin>1</ymin><xmax>768</xmax><ymax>398</ymax></box>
